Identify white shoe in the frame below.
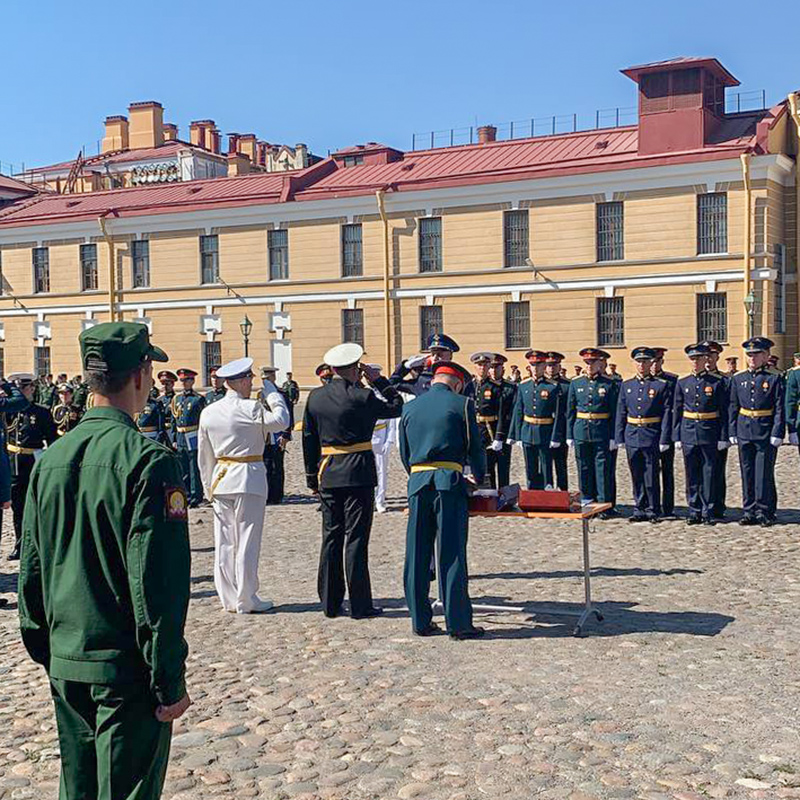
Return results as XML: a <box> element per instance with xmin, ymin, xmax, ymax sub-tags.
<box><xmin>240</xmin><ymin>598</ymin><xmax>275</xmax><ymax>614</ymax></box>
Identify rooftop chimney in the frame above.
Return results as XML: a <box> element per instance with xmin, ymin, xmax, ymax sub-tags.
<box><xmin>190</xmin><ymin>120</ymin><xmax>216</xmax><ymax>150</ymax></box>
<box><xmin>209</xmin><ymin>129</ymin><xmax>221</xmax><ymax>155</ymax></box>
<box><xmin>477</xmin><ymin>125</ymin><xmax>497</xmax><ymax>144</ymax></box>
<box><xmin>128</xmin><ymin>101</ymin><xmax>164</xmax><ymax>150</ymax></box>
<box><xmin>163</xmin><ymin>123</ymin><xmax>178</xmax><ymax>142</ymax></box>
<box><xmin>238</xmin><ymin>134</ymin><xmax>258</xmax><ymax>163</ymax></box>
<box><xmin>256</xmin><ymin>141</ymin><xmax>269</xmax><ymax>167</ymax></box>
<box><xmin>622</xmin><ymin>57</ymin><xmax>740</xmax><ymax>155</ymax></box>
<box><xmin>102</xmin><ymin>115</ymin><xmax>129</xmax><ymax>153</ymax></box>
<box><xmin>227</xmin><ymin>133</ymin><xmax>240</xmax><ymax>155</ymax></box>
<box><xmin>227</xmin><ymin>152</ymin><xmax>250</xmax><ymax>177</ymax></box>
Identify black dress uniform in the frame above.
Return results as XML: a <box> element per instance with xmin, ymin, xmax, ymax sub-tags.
<box><xmin>474</xmin><ymin>367</ymin><xmax>507</xmax><ymax>489</ymax></box>
<box><xmin>263</xmin><ymin>383</ymin><xmax>295</xmax><ymax>505</ymax></box>
<box><xmin>7</xmin><ymin>395</ymin><xmax>58</xmax><ymax>558</ymax></box>
<box><xmin>673</xmin><ymin>344</ymin><xmax>729</xmax><ymax>524</ymax></box>
<box><xmin>615</xmin><ymin>348</ymin><xmax>673</xmax><ymax>522</ymax></box>
<box><xmin>171</xmin><ymin>370</ymin><xmax>206</xmax><ymax>507</ymax></box>
<box><xmin>136</xmin><ymin>387</ymin><xmax>165</xmax><ymax>442</ymax></box>
<box><xmin>52</xmin><ymin>398</ymin><xmax>83</xmax><ymax>437</ymax></box>
<box><xmin>729</xmin><ymin>338</ymin><xmax>785</xmax><ymax>525</ymax></box>
<box><xmin>652</xmin><ymin>352</ymin><xmax>678</xmax><ymax>516</ymax></box>
<box><xmin>495</xmin><ymin>377</ymin><xmax>517</xmax><ymax>488</ymax></box>
<box><xmin>302</xmin><ymin>346</ymin><xmax>403</xmax><ymax>618</ymax></box>
<box><xmin>566</xmin><ymin>350</ymin><xmax>619</xmax><ymax>509</ymax></box>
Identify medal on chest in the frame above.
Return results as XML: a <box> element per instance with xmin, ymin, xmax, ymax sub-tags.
<box><xmin>762</xmin><ymin>381</ymin><xmax>769</xmax><ymax>390</ymax></box>
<box><xmin>598</xmin><ymin>387</ymin><xmax>606</xmax><ymax>396</ymax></box>
<box><xmin>648</xmin><ymin>388</ymin><xmax>656</xmax><ymax>398</ymax></box>
<box><xmin>704</xmin><ymin>385</ymin><xmax>713</xmax><ymax>395</ymax></box>
<box><xmin>540</xmin><ymin>390</ymin><xmax>549</xmax><ymax>398</ymax></box>
<box><xmin>483</xmin><ymin>389</ymin><xmax>492</xmax><ymax>399</ymax></box>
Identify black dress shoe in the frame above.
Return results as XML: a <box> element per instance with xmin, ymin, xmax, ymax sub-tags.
<box><xmin>598</xmin><ymin>511</ymin><xmax>613</xmax><ymax>520</ymax></box>
<box><xmin>628</xmin><ymin>514</ymin><xmax>647</xmax><ymax>524</ymax></box>
<box><xmin>449</xmin><ymin>626</ymin><xmax>485</xmax><ymax>640</ymax></box>
<box><xmin>0</xmin><ymin>598</ymin><xmax>7</xmax><ymax>609</ymax></box>
<box><xmin>414</xmin><ymin>622</ymin><xmax>441</xmax><ymax>637</ymax></box>
<box><xmin>686</xmin><ymin>515</ymin><xmax>702</xmax><ymax>526</ymax></box>
<box><xmin>7</xmin><ymin>549</ymin><xmax>20</xmax><ymax>561</ymax></box>
<box><xmin>648</xmin><ymin>515</ymin><xmax>661</xmax><ymax>524</ymax></box>
<box><xmin>324</xmin><ymin>605</ymin><xmax>344</xmax><ymax>618</ymax></box>
<box><xmin>739</xmin><ymin>515</ymin><xmax>757</xmax><ymax>526</ymax></box>
<box><xmin>712</xmin><ymin>510</ymin><xmax>726</xmax><ymax>519</ymax></box>
<box><xmin>757</xmin><ymin>515</ymin><xmax>773</xmax><ymax>528</ymax></box>
<box><xmin>352</xmin><ymin>606</ymin><xmax>384</xmax><ymax>620</ymax></box>
<box><xmin>702</xmin><ymin>517</ymin><xmax>716</xmax><ymax>527</ymax></box>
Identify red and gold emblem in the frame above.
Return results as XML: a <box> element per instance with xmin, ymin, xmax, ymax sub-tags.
<box><xmin>165</xmin><ymin>486</ymin><xmax>188</xmax><ymax>521</ymax></box>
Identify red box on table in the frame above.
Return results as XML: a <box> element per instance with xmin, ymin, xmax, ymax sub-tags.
<box><xmin>468</xmin><ymin>494</ymin><xmax>498</xmax><ymax>512</ymax></box>
<box><xmin>517</xmin><ymin>489</ymin><xmax>572</xmax><ymax>512</ymax></box>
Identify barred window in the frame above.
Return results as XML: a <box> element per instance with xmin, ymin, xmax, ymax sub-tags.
<box><xmin>0</xmin><ymin>347</ymin><xmax>4</xmax><ymax>379</ymax></box>
<box><xmin>35</xmin><ymin>346</ymin><xmax>51</xmax><ymax>378</ymax></box>
<box><xmin>505</xmin><ymin>301</ymin><xmax>530</xmax><ymax>350</ymax></box>
<box><xmin>131</xmin><ymin>240</ymin><xmax>150</xmax><ymax>288</ymax></box>
<box><xmin>774</xmin><ymin>244</ymin><xmax>786</xmax><ymax>334</ymax></box>
<box><xmin>419</xmin><ymin>305</ymin><xmax>443</xmax><ymax>351</ymax></box>
<box><xmin>202</xmin><ymin>340</ymin><xmax>222</xmax><ymax>386</ymax></box>
<box><xmin>341</xmin><ymin>223</ymin><xmax>363</xmax><ymax>277</ymax></box>
<box><xmin>269</xmin><ymin>229</ymin><xmax>289</xmax><ymax>280</ymax></box>
<box><xmin>419</xmin><ymin>217</ymin><xmax>442</xmax><ymax>273</ymax></box>
<box><xmin>504</xmin><ymin>210</ymin><xmax>529</xmax><ymax>268</ymax></box>
<box><xmin>342</xmin><ymin>308</ymin><xmax>364</xmax><ymax>347</ymax></box>
<box><xmin>697</xmin><ymin>292</ymin><xmax>727</xmax><ymax>342</ymax></box>
<box><xmin>597</xmin><ymin>297</ymin><xmax>625</xmax><ymax>347</ymax></box>
<box><xmin>80</xmin><ymin>243</ymin><xmax>98</xmax><ymax>291</ymax></box>
<box><xmin>33</xmin><ymin>247</ymin><xmax>50</xmax><ymax>294</ymax></box>
<box><xmin>596</xmin><ymin>202</ymin><xmax>624</xmax><ymax>262</ymax></box>
<box><xmin>200</xmin><ymin>234</ymin><xmax>219</xmax><ymax>284</ymax></box>
<box><xmin>697</xmin><ymin>193</ymin><xmax>728</xmax><ymax>255</ymax></box>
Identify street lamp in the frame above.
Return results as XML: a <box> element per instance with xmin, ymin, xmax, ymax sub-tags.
<box><xmin>240</xmin><ymin>315</ymin><xmax>253</xmax><ymax>357</ymax></box>
<box><xmin>744</xmin><ymin>292</ymin><xmax>758</xmax><ymax>339</ymax></box>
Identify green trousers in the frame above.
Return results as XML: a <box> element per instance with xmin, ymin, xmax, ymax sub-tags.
<box><xmin>403</xmin><ymin>485</ymin><xmax>473</xmax><ymax>634</ymax></box>
<box><xmin>522</xmin><ymin>443</ymin><xmax>554</xmax><ymax>489</ymax></box>
<box><xmin>50</xmin><ymin>678</ymin><xmax>172</xmax><ymax>800</ymax></box>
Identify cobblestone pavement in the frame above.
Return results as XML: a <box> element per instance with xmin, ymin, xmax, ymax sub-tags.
<box><xmin>1</xmin><ymin>441</ymin><xmax>800</xmax><ymax>800</ymax></box>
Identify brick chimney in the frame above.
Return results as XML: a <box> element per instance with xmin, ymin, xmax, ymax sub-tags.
<box><xmin>256</xmin><ymin>141</ymin><xmax>269</xmax><ymax>167</ymax></box>
<box><xmin>128</xmin><ymin>101</ymin><xmax>164</xmax><ymax>150</ymax></box>
<box><xmin>622</xmin><ymin>57</ymin><xmax>740</xmax><ymax>155</ymax></box>
<box><xmin>209</xmin><ymin>129</ymin><xmax>221</xmax><ymax>154</ymax></box>
<box><xmin>477</xmin><ymin>125</ymin><xmax>497</xmax><ymax>144</ymax></box>
<box><xmin>227</xmin><ymin>133</ymin><xmax>240</xmax><ymax>155</ymax></box>
<box><xmin>238</xmin><ymin>134</ymin><xmax>258</xmax><ymax>163</ymax></box>
<box><xmin>163</xmin><ymin>123</ymin><xmax>178</xmax><ymax>142</ymax></box>
<box><xmin>227</xmin><ymin>152</ymin><xmax>250</xmax><ymax>176</ymax></box>
<box><xmin>102</xmin><ymin>115</ymin><xmax>129</xmax><ymax>153</ymax></box>
<box><xmin>190</xmin><ymin>120</ymin><xmax>216</xmax><ymax>150</ymax></box>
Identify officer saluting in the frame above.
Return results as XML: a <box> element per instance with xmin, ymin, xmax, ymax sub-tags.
<box><xmin>729</xmin><ymin>337</ymin><xmax>785</xmax><ymax>526</ymax></box>
<box><xmin>615</xmin><ymin>347</ymin><xmax>672</xmax><ymax>523</ymax></box>
<box><xmin>566</xmin><ymin>348</ymin><xmax>619</xmax><ymax>517</ymax></box>
<box><xmin>399</xmin><ymin>360</ymin><xmax>486</xmax><ymax>639</ymax></box>
<box><xmin>302</xmin><ymin>343</ymin><xmax>403</xmax><ymax>619</ymax></box>
<box><xmin>171</xmin><ymin>368</ymin><xmax>206</xmax><ymax>507</ymax></box>
<box><xmin>673</xmin><ymin>343</ymin><xmax>729</xmax><ymax>526</ymax></box>
<box><xmin>18</xmin><ymin>321</ymin><xmax>191</xmax><ymax>800</ymax></box>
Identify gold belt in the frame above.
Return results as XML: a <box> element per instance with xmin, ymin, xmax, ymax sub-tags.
<box><xmin>139</xmin><ymin>426</ymin><xmax>158</xmax><ymax>432</ymax></box>
<box><xmin>374</xmin><ymin>423</ymin><xmax>387</xmax><ymax>432</ymax></box>
<box><xmin>577</xmin><ymin>412</ymin><xmax>610</xmax><ymax>420</ymax></box>
<box><xmin>524</xmin><ymin>415</ymin><xmax>554</xmax><ymax>425</ymax></box>
<box><xmin>177</xmin><ymin>425</ymin><xmax>199</xmax><ymax>433</ymax></box>
<box><xmin>318</xmin><ymin>441</ymin><xmax>373</xmax><ymax>484</ymax></box>
<box><xmin>218</xmin><ymin>455</ymin><xmax>263</xmax><ymax>463</ymax></box>
<box><xmin>476</xmin><ymin>415</ymin><xmax>498</xmax><ymax>423</ymax></box>
<box><xmin>627</xmin><ymin>416</ymin><xmax>661</xmax><ymax>425</ymax></box>
<box><xmin>683</xmin><ymin>411</ymin><xmax>719</xmax><ymax>420</ymax></box>
<box><xmin>739</xmin><ymin>408</ymin><xmax>773</xmax><ymax>418</ymax></box>
<box><xmin>8</xmin><ymin>444</ymin><xmax>38</xmax><ymax>455</ymax></box>
<box><xmin>410</xmin><ymin>461</ymin><xmax>463</xmax><ymax>473</ymax></box>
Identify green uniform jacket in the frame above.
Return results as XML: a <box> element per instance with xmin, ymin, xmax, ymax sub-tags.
<box><xmin>399</xmin><ymin>383</ymin><xmax>486</xmax><ymax>494</ymax></box>
<box><xmin>567</xmin><ymin>374</ymin><xmax>620</xmax><ymax>443</ymax></box>
<box><xmin>784</xmin><ymin>366</ymin><xmax>800</xmax><ymax>436</ymax></box>
<box><xmin>18</xmin><ymin>406</ymin><xmax>191</xmax><ymax>706</ymax></box>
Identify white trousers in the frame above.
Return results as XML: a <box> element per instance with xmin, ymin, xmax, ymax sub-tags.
<box><xmin>375</xmin><ymin>449</ymin><xmax>390</xmax><ymax>508</ymax></box>
<box><xmin>212</xmin><ymin>492</ymin><xmax>266</xmax><ymax>613</ymax></box>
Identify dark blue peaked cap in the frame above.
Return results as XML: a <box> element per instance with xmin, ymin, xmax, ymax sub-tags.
<box><xmin>426</xmin><ymin>333</ymin><xmax>460</xmax><ymax>352</ymax></box>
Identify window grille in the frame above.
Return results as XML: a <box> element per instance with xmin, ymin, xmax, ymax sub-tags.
<box><xmin>80</xmin><ymin>243</ymin><xmax>98</xmax><ymax>291</ymax></box>
<box><xmin>419</xmin><ymin>305</ymin><xmax>443</xmax><ymax>351</ymax></box>
<box><xmin>504</xmin><ymin>210</ymin><xmax>529</xmax><ymax>267</ymax></box>
<box><xmin>33</xmin><ymin>247</ymin><xmax>50</xmax><ymax>293</ymax></box>
<box><xmin>200</xmin><ymin>235</ymin><xmax>219</xmax><ymax>284</ymax></box>
<box><xmin>697</xmin><ymin>292</ymin><xmax>727</xmax><ymax>342</ymax></box>
<box><xmin>131</xmin><ymin>240</ymin><xmax>150</xmax><ymax>288</ymax></box>
<box><xmin>269</xmin><ymin>229</ymin><xmax>289</xmax><ymax>280</ymax></box>
<box><xmin>341</xmin><ymin>224</ymin><xmax>363</xmax><ymax>277</ymax></box>
<box><xmin>0</xmin><ymin>348</ymin><xmax>4</xmax><ymax>378</ymax></box>
<box><xmin>697</xmin><ymin>193</ymin><xmax>728</xmax><ymax>255</ymax></box>
<box><xmin>419</xmin><ymin>217</ymin><xmax>442</xmax><ymax>273</ymax></box>
<box><xmin>596</xmin><ymin>202</ymin><xmax>624</xmax><ymax>262</ymax></box>
<box><xmin>342</xmin><ymin>308</ymin><xmax>364</xmax><ymax>347</ymax></box>
<box><xmin>597</xmin><ymin>297</ymin><xmax>625</xmax><ymax>347</ymax></box>
<box><xmin>202</xmin><ymin>341</ymin><xmax>222</xmax><ymax>386</ymax></box>
<box><xmin>774</xmin><ymin>244</ymin><xmax>786</xmax><ymax>334</ymax></box>
<box><xmin>35</xmin><ymin>346</ymin><xmax>51</xmax><ymax>377</ymax></box>
<box><xmin>505</xmin><ymin>301</ymin><xmax>530</xmax><ymax>350</ymax></box>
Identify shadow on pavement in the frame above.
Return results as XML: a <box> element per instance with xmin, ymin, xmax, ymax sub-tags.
<box><xmin>472</xmin><ymin>566</ymin><xmax>703</xmax><ymax>580</ymax></box>
<box><xmin>0</xmin><ymin>572</ymin><xmax>18</xmax><ymax>594</ymax></box>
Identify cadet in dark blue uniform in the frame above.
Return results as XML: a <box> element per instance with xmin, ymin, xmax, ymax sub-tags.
<box><xmin>171</xmin><ymin>368</ymin><xmax>206</xmax><ymax>507</ymax></box>
<box><xmin>399</xmin><ymin>361</ymin><xmax>486</xmax><ymax>640</ymax></box>
<box><xmin>136</xmin><ymin>387</ymin><xmax>164</xmax><ymax>442</ymax></box>
<box><xmin>389</xmin><ymin>354</ymin><xmax>428</xmax><ymax>397</ymax></box>
<box><xmin>157</xmin><ymin>370</ymin><xmax>178</xmax><ymax>448</ymax></box>
<box><xmin>701</xmin><ymin>340</ymin><xmax>731</xmax><ymax>518</ymax></box>
<box><xmin>729</xmin><ymin>337</ymin><xmax>785</xmax><ymax>526</ymax></box>
<box><xmin>615</xmin><ymin>347</ymin><xmax>672</xmax><ymax>523</ymax></box>
<box><xmin>673</xmin><ymin>343</ymin><xmax>729</xmax><ymax>525</ymax></box>
<box><xmin>490</xmin><ymin>354</ymin><xmax>516</xmax><ymax>489</ymax></box>
<box><xmin>204</xmin><ymin>367</ymin><xmax>227</xmax><ymax>406</ymax></box>
<box><xmin>509</xmin><ymin>351</ymin><xmax>564</xmax><ymax>489</ymax></box>
<box><xmin>566</xmin><ymin>348</ymin><xmax>619</xmax><ymax>517</ymax></box>
<box><xmin>651</xmin><ymin>347</ymin><xmax>678</xmax><ymax>518</ymax></box>
<box><xmin>471</xmin><ymin>352</ymin><xmax>506</xmax><ymax>488</ymax></box>
<box><xmin>392</xmin><ymin>334</ymin><xmax>475</xmax><ymax>399</ymax></box>
<box><xmin>545</xmin><ymin>351</ymin><xmax>571</xmax><ymax>491</ymax></box>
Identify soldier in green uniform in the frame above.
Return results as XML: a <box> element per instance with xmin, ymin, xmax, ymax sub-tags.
<box><xmin>399</xmin><ymin>361</ymin><xmax>486</xmax><ymax>639</ymax></box>
<box><xmin>35</xmin><ymin>373</ymin><xmax>58</xmax><ymax>410</ymax></box>
<box><xmin>490</xmin><ymin>354</ymin><xmax>517</xmax><ymax>489</ymax></box>
<box><xmin>71</xmin><ymin>376</ymin><xmax>90</xmax><ymax>412</ymax></box>
<box><xmin>18</xmin><ymin>321</ymin><xmax>191</xmax><ymax>800</ymax></box>
<box><xmin>52</xmin><ymin>383</ymin><xmax>83</xmax><ymax>437</ymax></box>
<box><xmin>204</xmin><ymin>366</ymin><xmax>227</xmax><ymax>406</ymax></box>
<box><xmin>137</xmin><ymin>386</ymin><xmax>165</xmax><ymax>442</ymax></box>
<box><xmin>545</xmin><ymin>351</ymin><xmax>571</xmax><ymax>490</ymax></box>
<box><xmin>566</xmin><ymin>348</ymin><xmax>619</xmax><ymax>517</ymax></box>
<box><xmin>171</xmin><ymin>368</ymin><xmax>206</xmax><ymax>507</ymax></box>
<box><xmin>281</xmin><ymin>371</ymin><xmax>301</xmax><ymax>406</ymax></box>
<box><xmin>157</xmin><ymin>370</ymin><xmax>178</xmax><ymax>448</ymax></box>
<box><xmin>785</xmin><ymin>351</ymin><xmax>800</xmax><ymax>457</ymax></box>
<box><xmin>7</xmin><ymin>376</ymin><xmax>58</xmax><ymax>560</ymax></box>
<box><xmin>471</xmin><ymin>352</ymin><xmax>506</xmax><ymax>488</ymax></box>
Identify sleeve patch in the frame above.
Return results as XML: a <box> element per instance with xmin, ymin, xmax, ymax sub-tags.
<box><xmin>165</xmin><ymin>486</ymin><xmax>188</xmax><ymax>521</ymax></box>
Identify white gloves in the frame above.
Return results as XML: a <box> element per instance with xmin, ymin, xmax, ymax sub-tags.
<box><xmin>770</xmin><ymin>437</ymin><xmax>783</xmax><ymax>448</ymax></box>
<box><xmin>506</xmin><ymin>439</ymin><xmax>516</xmax><ymax>446</ymax></box>
<box><xmin>567</xmin><ymin>439</ymin><xmax>574</xmax><ymax>448</ymax></box>
<box><xmin>659</xmin><ymin>444</ymin><xmax>669</xmax><ymax>453</ymax></box>
<box><xmin>608</xmin><ymin>440</ymin><xmax>618</xmax><ymax>451</ymax></box>
<box><xmin>489</xmin><ymin>440</ymin><xmax>503</xmax><ymax>452</ymax></box>
<box><xmin>717</xmin><ymin>441</ymin><xmax>729</xmax><ymax>451</ymax></box>
<box><xmin>790</xmin><ymin>432</ymin><xmax>799</xmax><ymax>446</ymax></box>
<box><xmin>261</xmin><ymin>379</ymin><xmax>277</xmax><ymax>396</ymax></box>
<box><xmin>549</xmin><ymin>440</ymin><xmax>561</xmax><ymax>449</ymax></box>
<box><xmin>674</xmin><ymin>441</ymin><xmax>682</xmax><ymax>451</ymax></box>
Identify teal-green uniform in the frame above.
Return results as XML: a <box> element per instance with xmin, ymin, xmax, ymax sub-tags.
<box><xmin>546</xmin><ymin>352</ymin><xmax>571</xmax><ymax>491</ymax></box>
<box><xmin>18</xmin><ymin>321</ymin><xmax>191</xmax><ymax>800</ymax></box>
<box><xmin>785</xmin><ymin>359</ymin><xmax>800</xmax><ymax>457</ymax></box>
<box><xmin>566</xmin><ymin>349</ymin><xmax>619</xmax><ymax>507</ymax></box>
<box><xmin>157</xmin><ymin>371</ymin><xmax>177</xmax><ymax>448</ymax></box>
<box><xmin>36</xmin><ymin>379</ymin><xmax>58</xmax><ymax>410</ymax></box>
<box><xmin>72</xmin><ymin>381</ymin><xmax>90</xmax><ymax>411</ymax></box>
<box><xmin>204</xmin><ymin>386</ymin><xmax>227</xmax><ymax>406</ymax></box>
<box><xmin>170</xmin><ymin>369</ymin><xmax>206</xmax><ymax>507</ymax></box>
<box><xmin>398</xmin><ymin>363</ymin><xmax>486</xmax><ymax>637</ymax></box>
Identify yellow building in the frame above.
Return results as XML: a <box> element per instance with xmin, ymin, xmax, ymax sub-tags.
<box><xmin>0</xmin><ymin>57</ymin><xmax>798</xmax><ymax>386</ymax></box>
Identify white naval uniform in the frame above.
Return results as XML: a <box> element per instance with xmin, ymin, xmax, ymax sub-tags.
<box><xmin>198</xmin><ymin>386</ymin><xmax>290</xmax><ymax>613</ymax></box>
<box><xmin>372</xmin><ymin>417</ymin><xmax>397</xmax><ymax>511</ymax></box>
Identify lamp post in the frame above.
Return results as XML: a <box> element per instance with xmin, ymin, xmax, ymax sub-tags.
<box><xmin>744</xmin><ymin>291</ymin><xmax>757</xmax><ymax>339</ymax></box>
<box><xmin>240</xmin><ymin>315</ymin><xmax>253</xmax><ymax>357</ymax></box>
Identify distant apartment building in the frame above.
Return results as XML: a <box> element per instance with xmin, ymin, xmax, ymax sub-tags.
<box><xmin>0</xmin><ymin>57</ymin><xmax>797</xmax><ymax>386</ymax></box>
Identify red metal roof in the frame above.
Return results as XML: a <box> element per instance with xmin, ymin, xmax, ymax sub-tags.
<box><xmin>622</xmin><ymin>57</ymin><xmax>740</xmax><ymax>87</ymax></box>
<box><xmin>0</xmin><ymin>175</ymin><xmax>38</xmax><ymax>197</ymax></box>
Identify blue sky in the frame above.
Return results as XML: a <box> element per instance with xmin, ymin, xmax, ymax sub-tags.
<box><xmin>2</xmin><ymin>0</ymin><xmax>798</xmax><ymax>173</ymax></box>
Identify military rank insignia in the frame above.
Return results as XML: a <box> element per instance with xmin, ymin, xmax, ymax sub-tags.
<box><xmin>165</xmin><ymin>486</ymin><xmax>188</xmax><ymax>521</ymax></box>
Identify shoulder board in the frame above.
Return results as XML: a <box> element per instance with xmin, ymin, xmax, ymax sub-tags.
<box><xmin>520</xmin><ymin>377</ymin><xmax>532</xmax><ymax>384</ymax></box>
<box><xmin>788</xmin><ymin>365</ymin><xmax>800</xmax><ymax>372</ymax></box>
<box><xmin>735</xmin><ymin>369</ymin><xmax>749</xmax><ymax>376</ymax></box>
<box><xmin>651</xmin><ymin>376</ymin><xmax>667</xmax><ymax>383</ymax></box>
<box><xmin>503</xmin><ymin>379</ymin><xmax>516</xmax><ymax>386</ymax></box>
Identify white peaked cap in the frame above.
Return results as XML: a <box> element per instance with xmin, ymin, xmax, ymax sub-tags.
<box><xmin>216</xmin><ymin>357</ymin><xmax>254</xmax><ymax>380</ymax></box>
<box><xmin>324</xmin><ymin>342</ymin><xmax>364</xmax><ymax>369</ymax></box>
